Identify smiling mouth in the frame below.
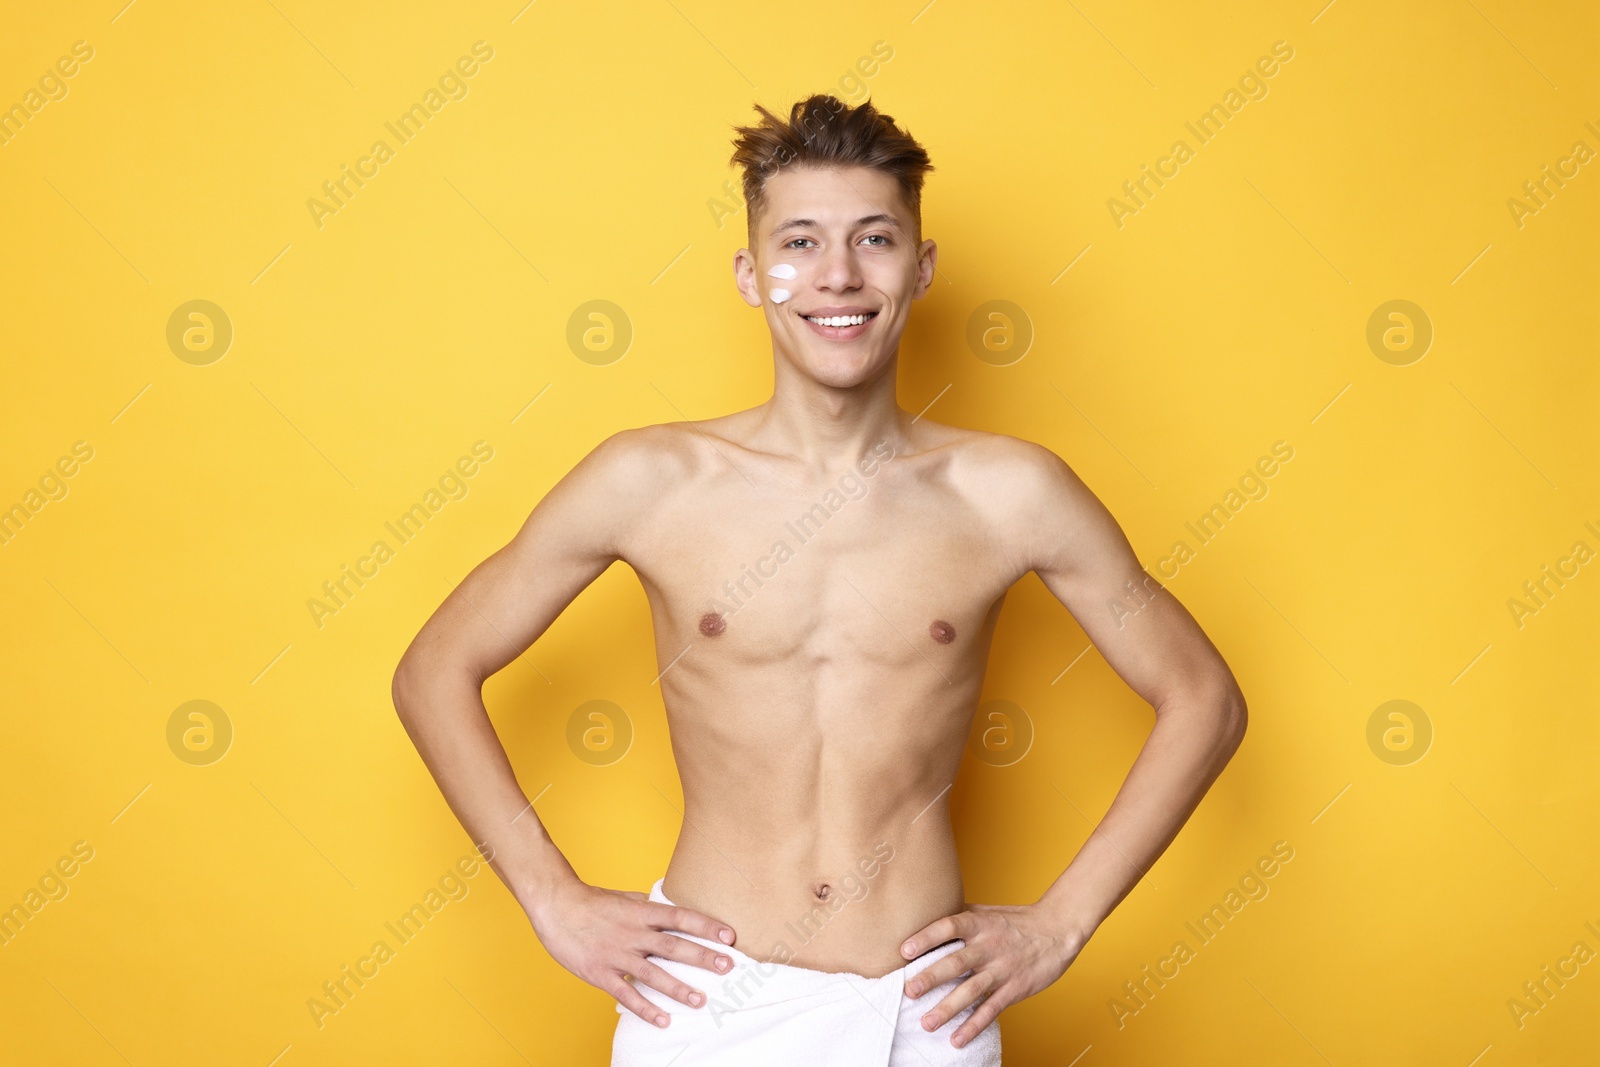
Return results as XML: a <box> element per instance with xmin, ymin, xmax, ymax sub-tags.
<box><xmin>797</xmin><ymin>310</ymin><xmax>880</xmax><ymax>342</ymax></box>
<box><xmin>801</xmin><ymin>311</ymin><xmax>878</xmax><ymax>327</ymax></box>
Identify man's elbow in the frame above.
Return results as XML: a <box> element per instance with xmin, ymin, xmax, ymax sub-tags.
<box><xmin>1154</xmin><ymin>678</ymin><xmax>1246</xmax><ymax>755</ymax></box>
<box><xmin>1219</xmin><ymin>686</ymin><xmax>1247</xmax><ymax>755</ymax></box>
<box><xmin>390</xmin><ymin>652</ymin><xmax>443</xmax><ymax>723</ymax></box>
<box><xmin>391</xmin><ymin>657</ymin><xmax>420</xmax><ymax>723</ymax></box>
<box><xmin>391</xmin><ymin>649</ymin><xmax>480</xmax><ymax>723</ymax></box>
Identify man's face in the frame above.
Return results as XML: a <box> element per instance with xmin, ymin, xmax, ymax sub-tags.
<box><xmin>734</xmin><ymin>165</ymin><xmax>936</xmax><ymax>389</ymax></box>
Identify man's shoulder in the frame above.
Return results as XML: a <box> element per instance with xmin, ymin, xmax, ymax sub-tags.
<box><xmin>929</xmin><ymin>425</ymin><xmax>1104</xmax><ymax>576</ymax></box>
<box><xmin>569</xmin><ymin>421</ymin><xmax>726</xmax><ymax>515</ymax></box>
<box><xmin>584</xmin><ymin>422</ymin><xmax>705</xmax><ymax>480</ymax></box>
<box><xmin>931</xmin><ymin>424</ymin><xmax>1078</xmax><ymax>502</ymax></box>
<box><xmin>537</xmin><ymin>424</ymin><xmax>707</xmax><ymax>560</ymax></box>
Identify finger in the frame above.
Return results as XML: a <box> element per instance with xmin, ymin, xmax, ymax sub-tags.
<box><xmin>649</xmin><ymin>902</ymin><xmax>736</xmax><ymax>946</ymax></box>
<box><xmin>899</xmin><ymin>912</ymin><xmax>970</xmax><ymax>960</ymax></box>
<box><xmin>903</xmin><ymin>944</ymin><xmax>982</xmax><ymax>999</ymax></box>
<box><xmin>921</xmin><ymin>970</ymin><xmax>995</xmax><ymax>1032</ymax></box>
<box><xmin>648</xmin><ymin>932</ymin><xmax>736</xmax><ymax>977</ymax></box>
<box><xmin>950</xmin><ymin>990</ymin><xmax>1006</xmax><ymax>1048</ymax></box>
<box><xmin>631</xmin><ymin>958</ymin><xmax>708</xmax><ymax>1010</ymax></box>
<box><xmin>611</xmin><ymin>976</ymin><xmax>672</xmax><ymax>1029</ymax></box>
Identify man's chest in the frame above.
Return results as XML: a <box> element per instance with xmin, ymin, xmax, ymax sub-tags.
<box><xmin>625</xmin><ymin>478</ymin><xmax>1020</xmax><ymax>664</ymax></box>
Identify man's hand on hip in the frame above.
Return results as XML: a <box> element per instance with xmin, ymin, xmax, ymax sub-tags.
<box><xmin>530</xmin><ymin>879</ymin><xmax>739</xmax><ymax>1029</ymax></box>
<box><xmin>898</xmin><ymin>901</ymin><xmax>1086</xmax><ymax>1049</ymax></box>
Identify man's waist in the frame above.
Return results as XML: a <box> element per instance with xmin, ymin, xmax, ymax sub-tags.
<box><xmin>664</xmin><ymin>837</ymin><xmax>965</xmax><ymax>977</ymax></box>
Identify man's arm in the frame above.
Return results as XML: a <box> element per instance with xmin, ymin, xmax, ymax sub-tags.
<box><xmin>1020</xmin><ymin>442</ymin><xmax>1247</xmax><ymax>934</ymax></box>
<box><xmin>899</xmin><ymin>438</ymin><xmax>1247</xmax><ymax>1049</ymax></box>
<box><xmin>391</xmin><ymin>427</ymin><xmax>738</xmax><ymax>1029</ymax></box>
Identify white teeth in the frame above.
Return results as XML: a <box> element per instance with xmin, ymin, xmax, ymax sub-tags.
<box><xmin>805</xmin><ymin>314</ymin><xmax>871</xmax><ymax>327</ymax></box>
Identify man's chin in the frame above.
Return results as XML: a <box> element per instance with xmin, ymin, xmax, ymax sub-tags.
<box><xmin>788</xmin><ymin>348</ymin><xmax>890</xmax><ymax>388</ymax></box>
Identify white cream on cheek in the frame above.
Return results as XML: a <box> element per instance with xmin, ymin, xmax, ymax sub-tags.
<box><xmin>766</xmin><ymin>262</ymin><xmax>797</xmax><ymax>304</ymax></box>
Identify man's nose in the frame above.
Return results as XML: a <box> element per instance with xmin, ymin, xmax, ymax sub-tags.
<box><xmin>815</xmin><ymin>243</ymin><xmax>863</xmax><ymax>290</ymax></box>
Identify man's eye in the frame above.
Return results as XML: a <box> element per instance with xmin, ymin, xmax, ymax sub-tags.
<box><xmin>862</xmin><ymin>234</ymin><xmax>890</xmax><ymax>246</ymax></box>
<box><xmin>786</xmin><ymin>237</ymin><xmax>816</xmax><ymax>249</ymax></box>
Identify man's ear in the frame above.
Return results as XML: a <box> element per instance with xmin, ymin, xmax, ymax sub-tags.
<box><xmin>912</xmin><ymin>238</ymin><xmax>938</xmax><ymax>300</ymax></box>
<box><xmin>732</xmin><ymin>247</ymin><xmax>763</xmax><ymax>308</ymax></box>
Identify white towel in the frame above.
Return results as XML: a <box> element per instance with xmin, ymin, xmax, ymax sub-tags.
<box><xmin>610</xmin><ymin>877</ymin><xmax>1002</xmax><ymax>1066</ymax></box>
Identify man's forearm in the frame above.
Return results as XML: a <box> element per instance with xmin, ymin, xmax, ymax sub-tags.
<box><xmin>391</xmin><ymin>661</ymin><xmax>579</xmax><ymax>922</ymax></box>
<box><xmin>1037</xmin><ymin>685</ymin><xmax>1246</xmax><ymax>945</ymax></box>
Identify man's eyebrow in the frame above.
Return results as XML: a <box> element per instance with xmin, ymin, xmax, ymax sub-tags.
<box><xmin>770</xmin><ymin>213</ymin><xmax>903</xmax><ymax>237</ymax></box>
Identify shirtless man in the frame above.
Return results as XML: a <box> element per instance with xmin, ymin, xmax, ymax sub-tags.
<box><xmin>391</xmin><ymin>94</ymin><xmax>1247</xmax><ymax>1063</ymax></box>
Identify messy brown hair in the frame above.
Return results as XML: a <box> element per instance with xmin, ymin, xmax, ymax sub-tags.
<box><xmin>729</xmin><ymin>94</ymin><xmax>934</xmax><ymax>246</ymax></box>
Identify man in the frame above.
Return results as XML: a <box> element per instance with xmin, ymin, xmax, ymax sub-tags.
<box><xmin>392</xmin><ymin>94</ymin><xmax>1246</xmax><ymax>1064</ymax></box>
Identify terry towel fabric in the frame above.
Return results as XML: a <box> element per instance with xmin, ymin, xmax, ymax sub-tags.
<box><xmin>610</xmin><ymin>876</ymin><xmax>1002</xmax><ymax>1066</ymax></box>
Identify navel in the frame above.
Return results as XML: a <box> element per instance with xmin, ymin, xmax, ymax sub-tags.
<box><xmin>814</xmin><ymin>883</ymin><xmax>831</xmax><ymax>901</ymax></box>
<box><xmin>929</xmin><ymin>619</ymin><xmax>956</xmax><ymax>644</ymax></box>
<box><xmin>699</xmin><ymin>612</ymin><xmax>727</xmax><ymax>637</ymax></box>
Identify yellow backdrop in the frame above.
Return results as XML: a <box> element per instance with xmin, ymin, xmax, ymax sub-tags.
<box><xmin>3</xmin><ymin>1</ymin><xmax>1596</xmax><ymax>1064</ymax></box>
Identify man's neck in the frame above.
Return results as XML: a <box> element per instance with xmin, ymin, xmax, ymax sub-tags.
<box><xmin>751</xmin><ymin>353</ymin><xmax>908</xmax><ymax>475</ymax></box>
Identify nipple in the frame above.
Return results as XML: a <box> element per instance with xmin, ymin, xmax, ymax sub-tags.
<box><xmin>699</xmin><ymin>612</ymin><xmax>727</xmax><ymax>637</ymax></box>
<box><xmin>929</xmin><ymin>619</ymin><xmax>956</xmax><ymax>644</ymax></box>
